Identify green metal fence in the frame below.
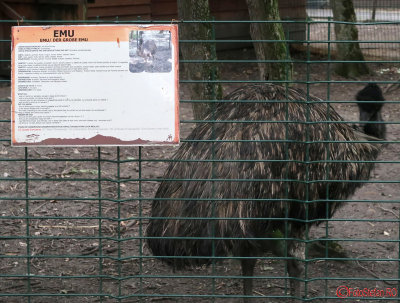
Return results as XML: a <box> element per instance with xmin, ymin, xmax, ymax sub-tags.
<box><xmin>307</xmin><ymin>0</ymin><xmax>400</xmax><ymax>19</ymax></box>
<box><xmin>1</xmin><ymin>17</ymin><xmax>400</xmax><ymax>302</ymax></box>
<box><xmin>306</xmin><ymin>0</ymin><xmax>400</xmax><ymax>59</ymax></box>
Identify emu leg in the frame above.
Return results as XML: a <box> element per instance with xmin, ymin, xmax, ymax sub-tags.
<box><xmin>241</xmin><ymin>258</ymin><xmax>257</xmax><ymax>302</ymax></box>
<box><xmin>287</xmin><ymin>257</ymin><xmax>301</xmax><ymax>299</ymax></box>
<box><xmin>269</xmin><ymin>230</ymin><xmax>304</xmax><ymax>301</ymax></box>
<box><xmin>287</xmin><ymin>239</ymin><xmax>304</xmax><ymax>300</ymax></box>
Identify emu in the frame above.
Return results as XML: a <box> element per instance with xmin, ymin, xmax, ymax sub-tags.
<box><xmin>137</xmin><ymin>38</ymin><xmax>157</xmax><ymax>63</ymax></box>
<box><xmin>356</xmin><ymin>83</ymin><xmax>386</xmax><ymax>139</ymax></box>
<box><xmin>146</xmin><ymin>83</ymin><xmax>384</xmax><ymax>302</ymax></box>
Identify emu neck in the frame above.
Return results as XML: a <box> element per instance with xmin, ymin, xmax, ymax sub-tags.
<box><xmin>359</xmin><ymin>109</ymin><xmax>385</xmax><ymax>139</ymax></box>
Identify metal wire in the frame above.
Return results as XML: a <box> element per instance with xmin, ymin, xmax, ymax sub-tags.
<box><xmin>0</xmin><ymin>15</ymin><xmax>399</xmax><ymax>302</ymax></box>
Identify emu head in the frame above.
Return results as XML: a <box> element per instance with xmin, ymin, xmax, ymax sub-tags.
<box><xmin>356</xmin><ymin>83</ymin><xmax>386</xmax><ymax>139</ymax></box>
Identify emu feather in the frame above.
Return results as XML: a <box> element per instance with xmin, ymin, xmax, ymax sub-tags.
<box><xmin>146</xmin><ymin>83</ymin><xmax>383</xmax><ymax>302</ymax></box>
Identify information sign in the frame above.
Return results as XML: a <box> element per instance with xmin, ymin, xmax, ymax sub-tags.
<box><xmin>11</xmin><ymin>24</ymin><xmax>179</xmax><ymax>146</ymax></box>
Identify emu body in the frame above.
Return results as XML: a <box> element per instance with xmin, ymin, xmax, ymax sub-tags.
<box><xmin>146</xmin><ymin>83</ymin><xmax>381</xmax><ymax>301</ymax></box>
<box><xmin>137</xmin><ymin>39</ymin><xmax>157</xmax><ymax>62</ymax></box>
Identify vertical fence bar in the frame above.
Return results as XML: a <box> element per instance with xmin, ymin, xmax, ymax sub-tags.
<box><xmin>210</xmin><ymin>18</ymin><xmax>217</xmax><ymax>303</ymax></box>
<box><xmin>285</xmin><ymin>22</ymin><xmax>292</xmax><ymax>299</ymax></box>
<box><xmin>304</xmin><ymin>17</ymin><xmax>312</xmax><ymax>301</ymax></box>
<box><xmin>138</xmin><ymin>146</ymin><xmax>143</xmax><ymax>302</ymax></box>
<box><xmin>398</xmin><ymin>205</ymin><xmax>400</xmax><ymax>300</ymax></box>
<box><xmin>116</xmin><ymin>146</ymin><xmax>122</xmax><ymax>301</ymax></box>
<box><xmin>323</xmin><ymin>16</ymin><xmax>333</xmax><ymax>302</ymax></box>
<box><xmin>97</xmin><ymin>147</ymin><xmax>103</xmax><ymax>302</ymax></box>
<box><xmin>24</xmin><ymin>147</ymin><xmax>31</xmax><ymax>303</ymax></box>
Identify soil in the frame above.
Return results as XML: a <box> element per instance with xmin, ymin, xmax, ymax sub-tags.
<box><xmin>0</xmin><ymin>48</ymin><xmax>399</xmax><ymax>303</ymax></box>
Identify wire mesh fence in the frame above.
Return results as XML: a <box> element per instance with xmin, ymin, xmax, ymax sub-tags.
<box><xmin>0</xmin><ymin>16</ymin><xmax>400</xmax><ymax>303</ymax></box>
<box><xmin>307</xmin><ymin>0</ymin><xmax>400</xmax><ymax>19</ymax></box>
<box><xmin>306</xmin><ymin>0</ymin><xmax>400</xmax><ymax>59</ymax></box>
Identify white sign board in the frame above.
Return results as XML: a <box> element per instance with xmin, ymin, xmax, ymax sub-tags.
<box><xmin>11</xmin><ymin>25</ymin><xmax>179</xmax><ymax>146</ymax></box>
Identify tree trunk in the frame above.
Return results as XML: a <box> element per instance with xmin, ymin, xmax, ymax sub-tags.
<box><xmin>330</xmin><ymin>0</ymin><xmax>370</xmax><ymax>77</ymax></box>
<box><xmin>246</xmin><ymin>0</ymin><xmax>292</xmax><ymax>81</ymax></box>
<box><xmin>177</xmin><ymin>0</ymin><xmax>222</xmax><ymax>120</ymax></box>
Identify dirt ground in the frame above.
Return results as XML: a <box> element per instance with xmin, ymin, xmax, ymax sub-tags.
<box><xmin>0</xmin><ymin>48</ymin><xmax>399</xmax><ymax>303</ymax></box>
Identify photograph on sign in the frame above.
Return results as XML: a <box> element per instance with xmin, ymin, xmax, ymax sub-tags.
<box><xmin>11</xmin><ymin>24</ymin><xmax>179</xmax><ymax>146</ymax></box>
<box><xmin>129</xmin><ymin>30</ymin><xmax>172</xmax><ymax>73</ymax></box>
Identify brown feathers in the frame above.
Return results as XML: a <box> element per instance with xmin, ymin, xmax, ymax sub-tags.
<box><xmin>146</xmin><ymin>83</ymin><xmax>381</xmax><ymax>299</ymax></box>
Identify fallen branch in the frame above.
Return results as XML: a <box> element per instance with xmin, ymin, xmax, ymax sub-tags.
<box><xmin>377</xmin><ymin>205</ymin><xmax>399</xmax><ymax>219</ymax></box>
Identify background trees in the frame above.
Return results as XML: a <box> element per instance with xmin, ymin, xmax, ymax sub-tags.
<box><xmin>178</xmin><ymin>0</ymin><xmax>292</xmax><ymax>119</ymax></box>
<box><xmin>330</xmin><ymin>0</ymin><xmax>370</xmax><ymax>77</ymax></box>
<box><xmin>177</xmin><ymin>0</ymin><xmax>222</xmax><ymax>120</ymax></box>
<box><xmin>246</xmin><ymin>0</ymin><xmax>292</xmax><ymax>81</ymax></box>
